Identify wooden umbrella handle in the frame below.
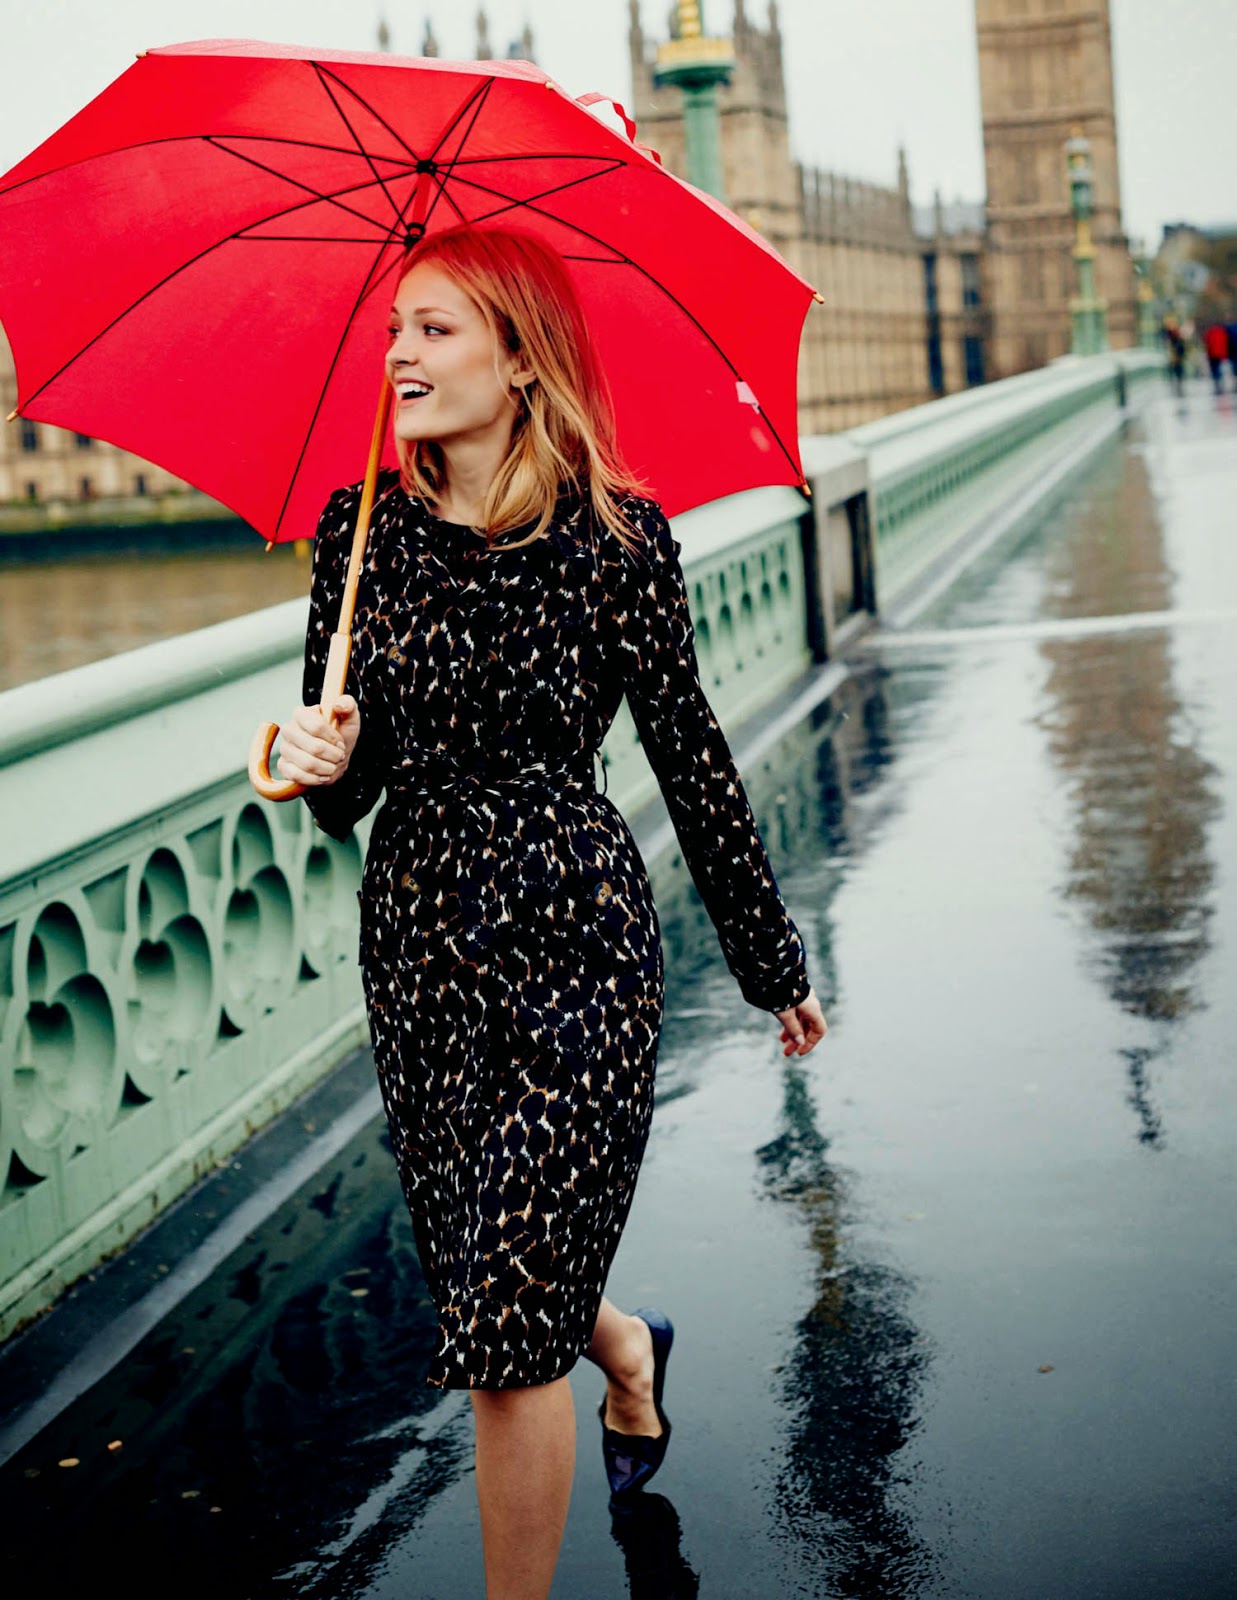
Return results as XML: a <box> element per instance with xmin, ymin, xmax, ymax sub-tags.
<box><xmin>248</xmin><ymin>378</ymin><xmax>393</xmax><ymax>802</ymax></box>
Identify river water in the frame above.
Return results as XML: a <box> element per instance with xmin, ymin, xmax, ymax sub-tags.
<box><xmin>0</xmin><ymin>541</ymin><xmax>311</xmax><ymax>693</ymax></box>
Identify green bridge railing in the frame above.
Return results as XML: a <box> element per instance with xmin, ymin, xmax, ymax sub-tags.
<box><xmin>0</xmin><ymin>348</ymin><xmax>1163</xmax><ymax>1338</ymax></box>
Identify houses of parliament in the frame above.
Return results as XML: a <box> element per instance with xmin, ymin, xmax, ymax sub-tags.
<box><xmin>0</xmin><ymin>0</ymin><xmax>1139</xmax><ymax>506</ymax></box>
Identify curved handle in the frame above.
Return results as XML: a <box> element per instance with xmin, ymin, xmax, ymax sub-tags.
<box><xmin>248</xmin><ymin>699</ymin><xmax>349</xmax><ymax>802</ymax></box>
<box><xmin>248</xmin><ymin>718</ymin><xmax>305</xmax><ymax>802</ymax></box>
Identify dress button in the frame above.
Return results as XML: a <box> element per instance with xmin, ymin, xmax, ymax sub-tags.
<box><xmin>401</xmin><ymin>872</ymin><xmax>420</xmax><ymax>892</ymax></box>
<box><xmin>386</xmin><ymin>642</ymin><xmax>407</xmax><ymax>665</ymax></box>
<box><xmin>593</xmin><ymin>880</ymin><xmax>614</xmax><ymax>906</ymax></box>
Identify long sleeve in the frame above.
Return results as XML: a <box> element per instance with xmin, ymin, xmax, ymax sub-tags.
<box><xmin>298</xmin><ymin>486</ymin><xmax>394</xmax><ymax>844</ymax></box>
<box><xmin>620</xmin><ymin>500</ymin><xmax>811</xmax><ymax>1013</ymax></box>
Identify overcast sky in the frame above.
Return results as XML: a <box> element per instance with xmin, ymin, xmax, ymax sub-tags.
<box><xmin>1</xmin><ymin>0</ymin><xmax>1232</xmax><ymax>250</ymax></box>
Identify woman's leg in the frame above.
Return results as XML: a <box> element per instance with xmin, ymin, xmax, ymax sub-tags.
<box><xmin>471</xmin><ymin>1376</ymin><xmax>576</xmax><ymax>1600</ymax></box>
<box><xmin>584</xmin><ymin>1296</ymin><xmax>662</xmax><ymax>1436</ymax></box>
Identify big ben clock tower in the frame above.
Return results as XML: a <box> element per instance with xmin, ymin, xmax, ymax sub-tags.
<box><xmin>976</xmin><ymin>0</ymin><xmax>1136</xmax><ymax>375</ymax></box>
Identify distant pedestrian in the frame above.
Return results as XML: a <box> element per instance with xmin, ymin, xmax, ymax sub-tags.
<box><xmin>1203</xmin><ymin>323</ymin><xmax>1229</xmax><ymax>393</ymax></box>
<box><xmin>1226</xmin><ymin>318</ymin><xmax>1237</xmax><ymax>386</ymax></box>
<box><xmin>1162</xmin><ymin>317</ymin><xmax>1187</xmax><ymax>397</ymax></box>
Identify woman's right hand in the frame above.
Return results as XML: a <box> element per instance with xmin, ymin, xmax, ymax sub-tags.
<box><xmin>775</xmin><ymin>986</ymin><xmax>829</xmax><ymax>1058</ymax></box>
<box><xmin>276</xmin><ymin>695</ymin><xmax>362</xmax><ymax>788</ymax></box>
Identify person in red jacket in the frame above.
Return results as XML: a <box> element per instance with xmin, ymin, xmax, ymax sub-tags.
<box><xmin>1203</xmin><ymin>323</ymin><xmax>1229</xmax><ymax>393</ymax></box>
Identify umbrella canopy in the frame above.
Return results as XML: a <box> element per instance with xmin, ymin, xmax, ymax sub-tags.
<box><xmin>0</xmin><ymin>38</ymin><xmax>819</xmax><ymax>541</ymax></box>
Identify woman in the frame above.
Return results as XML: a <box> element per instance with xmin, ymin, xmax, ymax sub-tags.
<box><xmin>277</xmin><ymin>223</ymin><xmax>828</xmax><ymax>1599</ymax></box>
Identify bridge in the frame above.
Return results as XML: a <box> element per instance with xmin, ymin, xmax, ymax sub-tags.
<box><xmin>2</xmin><ymin>351</ymin><xmax>1234</xmax><ymax>1593</ymax></box>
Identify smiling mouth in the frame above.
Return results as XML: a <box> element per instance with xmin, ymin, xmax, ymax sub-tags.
<box><xmin>395</xmin><ymin>380</ymin><xmax>434</xmax><ymax>403</ymax></box>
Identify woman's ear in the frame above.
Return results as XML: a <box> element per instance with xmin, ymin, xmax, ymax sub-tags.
<box><xmin>510</xmin><ymin>368</ymin><xmax>537</xmax><ymax>391</ymax></box>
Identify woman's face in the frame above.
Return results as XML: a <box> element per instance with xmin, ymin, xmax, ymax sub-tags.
<box><xmin>385</xmin><ymin>261</ymin><xmax>528</xmax><ymax>449</ymax></box>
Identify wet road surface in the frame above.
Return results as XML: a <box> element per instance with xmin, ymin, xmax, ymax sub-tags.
<box><xmin>2</xmin><ymin>386</ymin><xmax>1235</xmax><ymax>1597</ymax></box>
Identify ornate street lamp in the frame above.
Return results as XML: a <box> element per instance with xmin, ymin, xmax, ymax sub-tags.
<box><xmin>654</xmin><ymin>1</ymin><xmax>735</xmax><ymax>203</ymax></box>
<box><xmin>1131</xmin><ymin>240</ymin><xmax>1162</xmax><ymax>351</ymax></box>
<box><xmin>1065</xmin><ymin>126</ymin><xmax>1109</xmax><ymax>355</ymax></box>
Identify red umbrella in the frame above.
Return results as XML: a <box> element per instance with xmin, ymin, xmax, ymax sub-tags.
<box><xmin>0</xmin><ymin>39</ymin><xmax>820</xmax><ymax>792</ymax></box>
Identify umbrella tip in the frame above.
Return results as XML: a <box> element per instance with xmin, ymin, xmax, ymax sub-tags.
<box><xmin>812</xmin><ymin>291</ymin><xmax>825</xmax><ymax>304</ymax></box>
<box><xmin>136</xmin><ymin>49</ymin><xmax>147</xmax><ymax>58</ymax></box>
<box><xmin>264</xmin><ymin>539</ymin><xmax>275</xmax><ymax>553</ymax></box>
<box><xmin>5</xmin><ymin>408</ymin><xmax>18</xmax><ymax>424</ymax></box>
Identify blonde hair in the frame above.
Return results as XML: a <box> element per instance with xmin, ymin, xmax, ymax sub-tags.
<box><xmin>392</xmin><ymin>224</ymin><xmax>649</xmax><ymax>553</ymax></box>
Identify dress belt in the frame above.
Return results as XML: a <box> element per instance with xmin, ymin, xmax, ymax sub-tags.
<box><xmin>387</xmin><ymin>747</ymin><xmax>600</xmax><ymax>800</ymax></box>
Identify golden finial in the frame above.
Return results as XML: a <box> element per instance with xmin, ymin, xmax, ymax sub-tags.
<box><xmin>677</xmin><ymin>1</ymin><xmax>703</xmax><ymax>39</ymax></box>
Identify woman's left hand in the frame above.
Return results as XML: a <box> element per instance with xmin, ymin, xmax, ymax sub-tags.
<box><xmin>775</xmin><ymin>988</ymin><xmax>829</xmax><ymax>1057</ymax></box>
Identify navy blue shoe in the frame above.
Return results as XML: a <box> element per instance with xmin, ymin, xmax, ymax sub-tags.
<box><xmin>599</xmin><ymin>1306</ymin><xmax>675</xmax><ymax>1500</ymax></box>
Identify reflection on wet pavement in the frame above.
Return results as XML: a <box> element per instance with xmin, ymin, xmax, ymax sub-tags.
<box><xmin>3</xmin><ymin>390</ymin><xmax>1236</xmax><ymax>1597</ymax></box>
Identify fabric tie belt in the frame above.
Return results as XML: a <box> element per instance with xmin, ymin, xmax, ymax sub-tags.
<box><xmin>387</xmin><ymin>747</ymin><xmax>601</xmax><ymax>801</ymax></box>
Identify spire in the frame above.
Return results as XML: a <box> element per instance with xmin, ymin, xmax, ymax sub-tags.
<box><xmin>519</xmin><ymin>21</ymin><xmax>535</xmax><ymax>59</ymax></box>
<box><xmin>897</xmin><ymin>144</ymin><xmax>910</xmax><ymax>201</ymax></box>
<box><xmin>768</xmin><ymin>0</ymin><xmax>781</xmax><ymax>35</ymax></box>
<box><xmin>734</xmin><ymin>0</ymin><xmax>748</xmax><ymax>30</ymax></box>
<box><xmin>629</xmin><ymin>0</ymin><xmax>644</xmax><ymax>46</ymax></box>
<box><xmin>376</xmin><ymin>13</ymin><xmax>391</xmax><ymax>52</ymax></box>
<box><xmin>422</xmin><ymin>17</ymin><xmax>439</xmax><ymax>57</ymax></box>
<box><xmin>476</xmin><ymin>7</ymin><xmax>492</xmax><ymax>58</ymax></box>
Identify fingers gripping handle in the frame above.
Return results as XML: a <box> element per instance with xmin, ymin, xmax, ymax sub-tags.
<box><xmin>247</xmin><ymin>630</ymin><xmax>350</xmax><ymax>803</ymax></box>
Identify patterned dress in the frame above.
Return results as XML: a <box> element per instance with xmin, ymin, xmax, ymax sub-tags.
<box><xmin>300</xmin><ymin>468</ymin><xmax>810</xmax><ymax>1390</ymax></box>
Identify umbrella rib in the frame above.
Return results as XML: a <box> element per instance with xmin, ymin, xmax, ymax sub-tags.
<box><xmin>273</xmin><ymin>234</ymin><xmax>398</xmax><ymax>539</ymax></box>
<box><xmin>443</xmin><ymin>150</ymin><xmax>642</xmax><ymax>169</ymax></box>
<box><xmin>389</xmin><ymin>147</ymin><xmax>467</xmax><ymax>235</ymax></box>
<box><xmin>0</xmin><ymin>131</ymin><xmax>416</xmax><ymax>202</ymax></box>
<box><xmin>235</xmin><ymin>235</ymin><xmax>404</xmax><ymax>244</ymax></box>
<box><xmin>411</xmin><ymin>80</ymin><xmax>495</xmax><ymax>238</ymax></box>
<box><xmin>442</xmin><ymin>166</ymin><xmax>629</xmax><ymax>256</ymax></box>
<box><xmin>14</xmin><ymin>172</ymin><xmax>410</xmax><ymax>412</ymax></box>
<box><xmin>204</xmin><ymin>136</ymin><xmax>399</xmax><ymax>236</ymax></box>
<box><xmin>312</xmin><ymin>63</ymin><xmax>423</xmax><ymax>165</ymax></box>
<box><xmin>427</xmin><ymin>79</ymin><xmax>493</xmax><ymax>170</ymax></box>
<box><xmin>357</xmin><ymin>240</ymin><xmax>416</xmax><ymax>315</ymax></box>
<box><xmin>310</xmin><ymin>63</ymin><xmax>406</xmax><ymax>228</ymax></box>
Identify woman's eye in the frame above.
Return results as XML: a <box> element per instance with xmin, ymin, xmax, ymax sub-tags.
<box><xmin>424</xmin><ymin>324</ymin><xmax>448</xmax><ymax>337</ymax></box>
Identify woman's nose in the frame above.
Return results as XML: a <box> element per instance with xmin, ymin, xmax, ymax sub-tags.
<box><xmin>388</xmin><ymin>330</ymin><xmax>419</xmax><ymax>366</ymax></box>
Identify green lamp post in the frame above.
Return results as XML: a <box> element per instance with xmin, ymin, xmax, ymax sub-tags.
<box><xmin>1132</xmin><ymin>242</ymin><xmax>1161</xmax><ymax>351</ymax></box>
<box><xmin>653</xmin><ymin>0</ymin><xmax>735</xmax><ymax>203</ymax></box>
<box><xmin>1066</xmin><ymin>126</ymin><xmax>1109</xmax><ymax>356</ymax></box>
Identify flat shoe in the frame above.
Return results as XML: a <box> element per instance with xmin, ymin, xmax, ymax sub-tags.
<box><xmin>599</xmin><ymin>1306</ymin><xmax>674</xmax><ymax>1499</ymax></box>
